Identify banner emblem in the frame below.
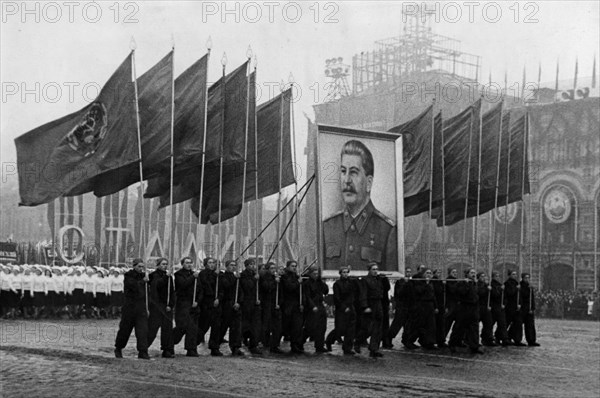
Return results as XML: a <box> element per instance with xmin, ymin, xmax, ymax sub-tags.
<box><xmin>544</xmin><ymin>188</ymin><xmax>571</xmax><ymax>224</ymax></box>
<box><xmin>65</xmin><ymin>102</ymin><xmax>107</xmax><ymax>157</ymax></box>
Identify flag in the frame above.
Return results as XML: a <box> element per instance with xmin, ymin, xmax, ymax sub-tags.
<box><xmin>15</xmin><ymin>52</ymin><xmax>138</xmax><ymax>206</ymax></box>
<box><xmin>388</xmin><ymin>105</ymin><xmax>439</xmax><ymax>216</ymax></box>
<box><xmin>443</xmin><ymin>102</ymin><xmax>504</xmax><ymax>224</ymax></box>
<box><xmin>157</xmin><ymin>62</ymin><xmax>251</xmax><ymax>208</ymax></box>
<box><xmin>144</xmin><ymin>54</ymin><xmax>210</xmax><ymax>197</ymax></box>
<box><xmin>191</xmin><ymin>88</ymin><xmax>295</xmax><ymax>224</ymax></box>
<box><xmin>87</xmin><ymin>51</ymin><xmax>174</xmax><ymax>197</ymax></box>
<box><xmin>434</xmin><ymin>100</ymin><xmax>480</xmax><ymax>225</ymax></box>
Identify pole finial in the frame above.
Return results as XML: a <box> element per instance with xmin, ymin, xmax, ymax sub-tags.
<box><xmin>171</xmin><ymin>33</ymin><xmax>175</xmax><ymax>50</ymax></box>
<box><xmin>288</xmin><ymin>72</ymin><xmax>294</xmax><ymax>84</ymax></box>
<box><xmin>221</xmin><ymin>52</ymin><xmax>227</xmax><ymax>66</ymax></box>
<box><xmin>130</xmin><ymin>36</ymin><xmax>137</xmax><ymax>50</ymax></box>
<box><xmin>246</xmin><ymin>45</ymin><xmax>253</xmax><ymax>59</ymax></box>
<box><xmin>253</xmin><ymin>55</ymin><xmax>258</xmax><ymax>69</ymax></box>
<box><xmin>206</xmin><ymin>36</ymin><xmax>213</xmax><ymax>51</ymax></box>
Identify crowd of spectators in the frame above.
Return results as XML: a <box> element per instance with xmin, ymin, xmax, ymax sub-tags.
<box><xmin>535</xmin><ymin>289</ymin><xmax>599</xmax><ymax>320</ymax></box>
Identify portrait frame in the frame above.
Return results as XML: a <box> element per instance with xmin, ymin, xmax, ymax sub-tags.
<box><xmin>315</xmin><ymin>124</ymin><xmax>405</xmax><ymax>279</ymax></box>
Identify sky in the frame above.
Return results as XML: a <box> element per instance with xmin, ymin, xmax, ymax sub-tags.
<box><xmin>1</xmin><ymin>0</ymin><xmax>599</xmax><ymax>189</ymax></box>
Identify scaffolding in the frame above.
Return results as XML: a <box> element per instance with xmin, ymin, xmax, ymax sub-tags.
<box><xmin>351</xmin><ymin>10</ymin><xmax>481</xmax><ymax>95</ymax></box>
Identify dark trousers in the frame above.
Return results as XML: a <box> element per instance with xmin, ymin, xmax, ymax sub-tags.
<box><xmin>521</xmin><ymin>310</ymin><xmax>537</xmax><ymax>344</ymax></box>
<box><xmin>219</xmin><ymin>301</ymin><xmax>242</xmax><ymax>351</ymax></box>
<box><xmin>173</xmin><ymin>300</ymin><xmax>199</xmax><ymax>351</ymax></box>
<box><xmin>491</xmin><ymin>306</ymin><xmax>509</xmax><ymax>343</ymax></box>
<box><xmin>381</xmin><ymin>302</ymin><xmax>390</xmax><ymax>345</ymax></box>
<box><xmin>198</xmin><ymin>297</ymin><xmax>215</xmax><ymax>340</ymax></box>
<box><xmin>387</xmin><ymin>306</ymin><xmax>409</xmax><ymax>344</ymax></box>
<box><xmin>282</xmin><ymin>306</ymin><xmax>303</xmax><ymax>349</ymax></box>
<box><xmin>262</xmin><ymin>304</ymin><xmax>282</xmax><ymax>349</ymax></box>
<box><xmin>115</xmin><ymin>304</ymin><xmax>149</xmax><ymax>352</ymax></box>
<box><xmin>356</xmin><ymin>300</ymin><xmax>383</xmax><ymax>353</ymax></box>
<box><xmin>242</xmin><ymin>303</ymin><xmax>262</xmax><ymax>349</ymax></box>
<box><xmin>435</xmin><ymin>308</ymin><xmax>446</xmax><ymax>345</ymax></box>
<box><xmin>147</xmin><ymin>304</ymin><xmax>174</xmax><ymax>352</ymax></box>
<box><xmin>208</xmin><ymin>304</ymin><xmax>223</xmax><ymax>350</ymax></box>
<box><xmin>444</xmin><ymin>302</ymin><xmax>459</xmax><ymax>338</ymax></box>
<box><xmin>326</xmin><ymin>308</ymin><xmax>356</xmax><ymax>353</ymax></box>
<box><xmin>449</xmin><ymin>303</ymin><xmax>479</xmax><ymax>349</ymax></box>
<box><xmin>479</xmin><ymin>306</ymin><xmax>494</xmax><ymax>344</ymax></box>
<box><xmin>304</xmin><ymin>305</ymin><xmax>327</xmax><ymax>349</ymax></box>
<box><xmin>506</xmin><ymin>307</ymin><xmax>523</xmax><ymax>343</ymax></box>
<box><xmin>405</xmin><ymin>301</ymin><xmax>436</xmax><ymax>347</ymax></box>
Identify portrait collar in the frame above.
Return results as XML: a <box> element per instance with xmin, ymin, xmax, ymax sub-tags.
<box><xmin>343</xmin><ymin>200</ymin><xmax>374</xmax><ymax>234</ymax></box>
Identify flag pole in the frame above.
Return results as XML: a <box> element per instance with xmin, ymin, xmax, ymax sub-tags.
<box><xmin>427</xmin><ymin>100</ymin><xmax>436</xmax><ymax>266</ymax></box>
<box><xmin>234</xmin><ymin>46</ymin><xmax>253</xmax><ymax>306</ymax></box>
<box><xmin>131</xmin><ymin>37</ymin><xmax>148</xmax><ymax>313</ymax></box>
<box><xmin>537</xmin><ymin>63</ymin><xmax>542</xmax><ymax>102</ymax></box>
<box><xmin>554</xmin><ymin>59</ymin><xmax>560</xmax><ymax>98</ymax></box>
<box><xmin>290</xmin><ymin>74</ymin><xmax>301</xmax><ymax>263</ymax></box>
<box><xmin>592</xmin><ymin>55</ymin><xmax>597</xmax><ymax>89</ymax></box>
<box><xmin>489</xmin><ymin>102</ymin><xmax>504</xmax><ymax>276</ymax></box>
<box><xmin>518</xmin><ymin>111</ymin><xmax>529</xmax><ymax>278</ymax></box>
<box><xmin>193</xmin><ymin>37</ymin><xmax>212</xmax><ymax>305</ymax></box>
<box><xmin>167</xmin><ymin>41</ymin><xmax>175</xmax><ymax>306</ymax></box>
<box><xmin>474</xmin><ymin>94</ymin><xmax>483</xmax><ymax>269</ymax></box>
<box><xmin>521</xmin><ymin>66</ymin><xmax>526</xmax><ymax>103</ymax></box>
<box><xmin>573</xmin><ymin>58</ymin><xmax>579</xmax><ymax>91</ymax></box>
<box><xmin>462</xmin><ymin>101</ymin><xmax>476</xmax><ymax>266</ymax></box>
<box><xmin>502</xmin><ymin>114</ymin><xmax>513</xmax><ymax>278</ymax></box>
<box><xmin>253</xmin><ymin>55</ymin><xmax>260</xmax><ymax>302</ymax></box>
<box><xmin>440</xmin><ymin>111</ymin><xmax>446</xmax><ymax>268</ymax></box>
<box><xmin>276</xmin><ymin>81</ymin><xmax>285</xmax><ymax>266</ymax></box>
<box><xmin>215</xmin><ymin>53</ymin><xmax>227</xmax><ymax>297</ymax></box>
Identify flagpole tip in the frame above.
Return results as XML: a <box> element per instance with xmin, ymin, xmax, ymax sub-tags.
<box><xmin>206</xmin><ymin>36</ymin><xmax>213</xmax><ymax>51</ymax></box>
<box><xmin>171</xmin><ymin>34</ymin><xmax>175</xmax><ymax>49</ymax></box>
<box><xmin>221</xmin><ymin>52</ymin><xmax>227</xmax><ymax>66</ymax></box>
<box><xmin>288</xmin><ymin>73</ymin><xmax>294</xmax><ymax>84</ymax></box>
<box><xmin>246</xmin><ymin>45</ymin><xmax>253</xmax><ymax>59</ymax></box>
<box><xmin>253</xmin><ymin>55</ymin><xmax>258</xmax><ymax>69</ymax></box>
<box><xmin>130</xmin><ymin>36</ymin><xmax>137</xmax><ymax>50</ymax></box>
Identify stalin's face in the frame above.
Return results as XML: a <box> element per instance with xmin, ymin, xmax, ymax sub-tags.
<box><xmin>340</xmin><ymin>154</ymin><xmax>373</xmax><ymax>212</ymax></box>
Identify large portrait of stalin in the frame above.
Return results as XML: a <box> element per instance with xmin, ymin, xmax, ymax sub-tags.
<box><xmin>323</xmin><ymin>140</ymin><xmax>397</xmax><ymax>271</ymax></box>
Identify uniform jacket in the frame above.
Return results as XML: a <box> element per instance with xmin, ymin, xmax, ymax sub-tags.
<box><xmin>303</xmin><ymin>277</ymin><xmax>329</xmax><ymax>309</ymax></box>
<box><xmin>260</xmin><ymin>272</ymin><xmax>281</xmax><ymax>308</ymax></box>
<box><xmin>220</xmin><ymin>271</ymin><xmax>242</xmax><ymax>304</ymax></box>
<box><xmin>393</xmin><ymin>278</ymin><xmax>412</xmax><ymax>309</ymax></box>
<box><xmin>359</xmin><ymin>274</ymin><xmax>383</xmax><ymax>309</ymax></box>
<box><xmin>476</xmin><ymin>281</ymin><xmax>490</xmax><ymax>307</ymax></box>
<box><xmin>333</xmin><ymin>278</ymin><xmax>356</xmax><ymax>313</ymax></box>
<box><xmin>445</xmin><ymin>275</ymin><xmax>459</xmax><ymax>306</ymax></box>
<box><xmin>323</xmin><ymin>200</ymin><xmax>397</xmax><ymax>271</ymax></box>
<box><xmin>281</xmin><ymin>270</ymin><xmax>302</xmax><ymax>310</ymax></box>
<box><xmin>490</xmin><ymin>279</ymin><xmax>505</xmax><ymax>308</ymax></box>
<box><xmin>455</xmin><ymin>279</ymin><xmax>479</xmax><ymax>305</ymax></box>
<box><xmin>504</xmin><ymin>278</ymin><xmax>520</xmax><ymax>309</ymax></box>
<box><xmin>149</xmin><ymin>268</ymin><xmax>175</xmax><ymax>308</ymax></box>
<box><xmin>199</xmin><ymin>268</ymin><xmax>218</xmax><ymax>301</ymax></box>
<box><xmin>519</xmin><ymin>281</ymin><xmax>535</xmax><ymax>312</ymax></box>
<box><xmin>174</xmin><ymin>268</ymin><xmax>198</xmax><ymax>303</ymax></box>
<box><xmin>123</xmin><ymin>270</ymin><xmax>148</xmax><ymax>306</ymax></box>
<box><xmin>240</xmin><ymin>269</ymin><xmax>259</xmax><ymax>305</ymax></box>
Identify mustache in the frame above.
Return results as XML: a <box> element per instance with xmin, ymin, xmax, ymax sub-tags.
<box><xmin>342</xmin><ymin>185</ymin><xmax>356</xmax><ymax>194</ymax></box>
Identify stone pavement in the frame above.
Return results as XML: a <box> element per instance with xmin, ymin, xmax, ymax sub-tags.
<box><xmin>1</xmin><ymin>318</ymin><xmax>599</xmax><ymax>397</ymax></box>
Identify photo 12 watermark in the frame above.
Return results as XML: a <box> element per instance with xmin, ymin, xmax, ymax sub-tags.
<box><xmin>1</xmin><ymin>1</ymin><xmax>140</xmax><ymax>24</ymax></box>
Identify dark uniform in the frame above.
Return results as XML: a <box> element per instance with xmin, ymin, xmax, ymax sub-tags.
<box><xmin>173</xmin><ymin>268</ymin><xmax>201</xmax><ymax>353</ymax></box>
<box><xmin>240</xmin><ymin>268</ymin><xmax>262</xmax><ymax>352</ymax></box>
<box><xmin>302</xmin><ymin>276</ymin><xmax>329</xmax><ymax>351</ymax></box>
<box><xmin>324</xmin><ymin>201</ymin><xmax>397</xmax><ymax>272</ymax></box>
<box><xmin>404</xmin><ymin>278</ymin><xmax>437</xmax><ymax>348</ymax></box>
<box><xmin>432</xmin><ymin>277</ymin><xmax>447</xmax><ymax>346</ymax></box>
<box><xmin>260</xmin><ymin>271</ymin><xmax>282</xmax><ymax>351</ymax></box>
<box><xmin>477</xmin><ymin>280</ymin><xmax>494</xmax><ymax>346</ymax></box>
<box><xmin>490</xmin><ymin>279</ymin><xmax>509</xmax><ymax>345</ymax></box>
<box><xmin>147</xmin><ymin>268</ymin><xmax>175</xmax><ymax>356</ymax></box>
<box><xmin>326</xmin><ymin>276</ymin><xmax>357</xmax><ymax>353</ymax></box>
<box><xmin>114</xmin><ymin>270</ymin><xmax>149</xmax><ymax>356</ymax></box>
<box><xmin>218</xmin><ymin>270</ymin><xmax>243</xmax><ymax>354</ymax></box>
<box><xmin>444</xmin><ymin>275</ymin><xmax>459</xmax><ymax>338</ymax></box>
<box><xmin>520</xmin><ymin>281</ymin><xmax>538</xmax><ymax>346</ymax></box>
<box><xmin>449</xmin><ymin>279</ymin><xmax>480</xmax><ymax>351</ymax></box>
<box><xmin>356</xmin><ymin>274</ymin><xmax>384</xmax><ymax>355</ymax></box>
<box><xmin>198</xmin><ymin>267</ymin><xmax>218</xmax><ymax>343</ymax></box>
<box><xmin>379</xmin><ymin>275</ymin><xmax>391</xmax><ymax>348</ymax></box>
<box><xmin>386</xmin><ymin>277</ymin><xmax>411</xmax><ymax>346</ymax></box>
<box><xmin>504</xmin><ymin>278</ymin><xmax>523</xmax><ymax>345</ymax></box>
<box><xmin>281</xmin><ymin>269</ymin><xmax>304</xmax><ymax>353</ymax></box>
